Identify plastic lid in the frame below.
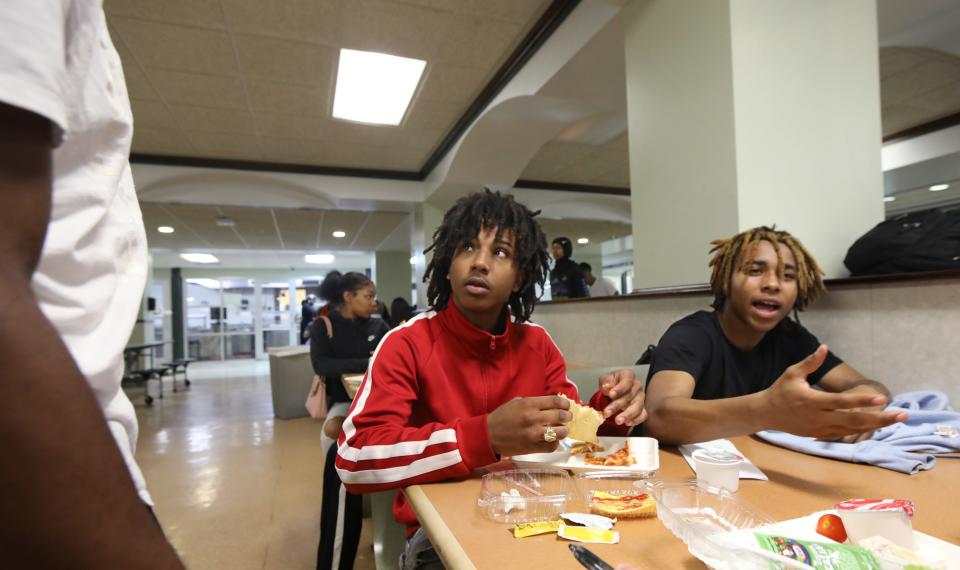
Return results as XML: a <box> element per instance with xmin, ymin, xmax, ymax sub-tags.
<box><xmin>692</xmin><ymin>448</ymin><xmax>742</xmax><ymax>465</ymax></box>
<box><xmin>834</xmin><ymin>498</ymin><xmax>915</xmax><ymax>517</ymax></box>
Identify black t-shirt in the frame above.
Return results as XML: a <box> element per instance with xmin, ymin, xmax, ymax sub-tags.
<box><xmin>647</xmin><ymin>310</ymin><xmax>843</xmax><ymax>400</ymax></box>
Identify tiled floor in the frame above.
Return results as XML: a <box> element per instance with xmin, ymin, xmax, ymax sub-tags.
<box><xmin>132</xmin><ymin>360</ymin><xmax>376</xmax><ymax>569</ymax></box>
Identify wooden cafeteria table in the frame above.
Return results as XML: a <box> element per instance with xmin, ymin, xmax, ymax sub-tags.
<box><xmin>404</xmin><ymin>436</ymin><xmax>959</xmax><ymax>569</ymax></box>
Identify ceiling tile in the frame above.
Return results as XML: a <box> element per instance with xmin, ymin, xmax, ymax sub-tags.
<box><xmin>521</xmin><ymin>159</ymin><xmax>565</xmax><ymax>180</ymax></box>
<box><xmin>111</xmin><ymin>17</ymin><xmax>237</xmax><ymax>76</ymax></box>
<box><xmin>104</xmin><ymin>0</ymin><xmax>225</xmax><ymax>29</ymax></box>
<box><xmin>233</xmin><ymin>34</ymin><xmax>336</xmax><ymax>86</ymax></box>
<box><xmin>132</xmin><ymin>127</ymin><xmax>192</xmax><ymax>154</ymax></box>
<box><xmin>131</xmin><ymin>99</ymin><xmax>175</xmax><ymax>130</ymax></box>
<box><xmin>914</xmin><ymin>81</ymin><xmax>960</xmax><ymax>116</ymax></box>
<box><xmin>254</xmin><ymin>113</ymin><xmax>331</xmax><ymax>141</ymax></box>
<box><xmin>160</xmin><ymin>204</ymin><xmax>247</xmax><ymax>248</ymax></box>
<box><xmin>170</xmin><ymin>105</ymin><xmax>255</xmax><ymax>135</ymax></box>
<box><xmin>881</xmin><ymin>103</ymin><xmax>934</xmax><ymax>135</ymax></box>
<box><xmin>273</xmin><ymin>209</ymin><xmax>325</xmax><ymax>249</ymax></box>
<box><xmin>259</xmin><ymin>138</ymin><xmax>335</xmax><ymax>163</ymax></box>
<box><xmin>318</xmin><ymin>210</ymin><xmax>372</xmax><ymax>248</ymax></box>
<box><xmin>329</xmin><ymin>123</ymin><xmax>444</xmax><ymax>150</ymax></box>
<box><xmin>217</xmin><ymin>206</ymin><xmax>283</xmax><ymax>249</ymax></box>
<box><xmin>339</xmin><ymin>0</ymin><xmax>448</xmax><ymax>62</ymax></box>
<box><xmin>120</xmin><ymin>62</ymin><xmax>159</xmax><ymax>100</ymax></box>
<box><xmin>417</xmin><ymin>64</ymin><xmax>488</xmax><ymax>104</ymax></box>
<box><xmin>185</xmin><ymin>131</ymin><xmax>263</xmax><ymax>159</ymax></box>
<box><xmin>404</xmin><ymin>100</ymin><xmax>461</xmax><ymax>130</ymax></box>
<box><xmin>468</xmin><ymin>0</ymin><xmax>549</xmax><ymax>24</ymax></box>
<box><xmin>592</xmin><ymin>167</ymin><xmax>631</xmax><ymax>188</ymax></box>
<box><xmin>879</xmin><ymin>47</ymin><xmax>931</xmax><ymax>79</ymax></box>
<box><xmin>220</xmin><ymin>0</ymin><xmax>342</xmax><ymax>46</ymax></box>
<box><xmin>149</xmin><ymin>70</ymin><xmax>248</xmax><ymax>109</ymax></box>
<box><xmin>881</xmin><ymin>61</ymin><xmax>960</xmax><ymax>105</ymax></box>
<box><xmin>246</xmin><ymin>80</ymin><xmax>328</xmax><ymax>116</ymax></box>
<box><xmin>434</xmin><ymin>14</ymin><xmax>522</xmax><ymax>70</ymax></box>
<box><xmin>353</xmin><ymin>212</ymin><xmax>409</xmax><ymax>250</ymax></box>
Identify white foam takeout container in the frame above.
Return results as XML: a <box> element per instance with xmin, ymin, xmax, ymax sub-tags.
<box><xmin>512</xmin><ymin>436</ymin><xmax>660</xmax><ymax>475</ymax></box>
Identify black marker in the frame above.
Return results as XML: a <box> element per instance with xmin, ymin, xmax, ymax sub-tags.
<box><xmin>568</xmin><ymin>544</ymin><xmax>615</xmax><ymax>570</ymax></box>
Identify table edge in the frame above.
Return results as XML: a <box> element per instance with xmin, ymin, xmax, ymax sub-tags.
<box><xmin>404</xmin><ymin>485</ymin><xmax>477</xmax><ymax>570</ymax></box>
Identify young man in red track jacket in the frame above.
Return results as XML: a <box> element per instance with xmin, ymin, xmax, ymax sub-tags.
<box><xmin>335</xmin><ymin>190</ymin><xmax>647</xmax><ymax>568</ymax></box>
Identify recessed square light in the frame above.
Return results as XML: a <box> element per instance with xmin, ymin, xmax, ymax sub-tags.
<box><xmin>158</xmin><ymin>226</ymin><xmax>175</xmax><ymax>234</ymax></box>
<box><xmin>332</xmin><ymin>230</ymin><xmax>346</xmax><ymax>238</ymax></box>
<box><xmin>577</xmin><ymin>237</ymin><xmax>589</xmax><ymax>244</ymax></box>
<box><xmin>333</xmin><ymin>49</ymin><xmax>426</xmax><ymax>126</ymax></box>
<box><xmin>305</xmin><ymin>254</ymin><xmax>336</xmax><ymax>264</ymax></box>
<box><xmin>180</xmin><ymin>253</ymin><xmax>219</xmax><ymax>264</ymax></box>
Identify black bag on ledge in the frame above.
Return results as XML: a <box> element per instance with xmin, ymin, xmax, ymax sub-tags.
<box><xmin>843</xmin><ymin>208</ymin><xmax>960</xmax><ymax>276</ymax></box>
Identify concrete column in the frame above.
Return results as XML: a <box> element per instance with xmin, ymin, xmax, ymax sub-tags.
<box><xmin>624</xmin><ymin>0</ymin><xmax>884</xmax><ymax>287</ymax></box>
<box><xmin>411</xmin><ymin>201</ymin><xmax>444</xmax><ymax>309</ymax></box>
<box><xmin>375</xmin><ymin>251</ymin><xmax>413</xmax><ymax>307</ymax></box>
<box><xmin>253</xmin><ymin>281</ymin><xmax>264</xmax><ymax>359</ymax></box>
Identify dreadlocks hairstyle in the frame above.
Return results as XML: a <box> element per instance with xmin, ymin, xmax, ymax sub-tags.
<box><xmin>423</xmin><ymin>189</ymin><xmax>549</xmax><ymax>323</ymax></box>
<box><xmin>708</xmin><ymin>226</ymin><xmax>826</xmax><ymax>313</ymax></box>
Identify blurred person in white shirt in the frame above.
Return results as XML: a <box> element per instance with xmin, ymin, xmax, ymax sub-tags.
<box><xmin>0</xmin><ymin>2</ymin><xmax>182</xmax><ymax>566</ymax></box>
<box><xmin>580</xmin><ymin>262</ymin><xmax>620</xmax><ymax>297</ymax></box>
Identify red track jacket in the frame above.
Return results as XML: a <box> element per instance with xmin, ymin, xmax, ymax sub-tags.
<box><xmin>335</xmin><ymin>302</ymin><xmax>626</xmax><ymax>535</ymax></box>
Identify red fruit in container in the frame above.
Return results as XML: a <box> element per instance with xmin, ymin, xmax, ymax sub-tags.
<box><xmin>816</xmin><ymin>513</ymin><xmax>848</xmax><ymax>543</ymax></box>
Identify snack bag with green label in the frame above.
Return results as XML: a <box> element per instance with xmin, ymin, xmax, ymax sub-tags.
<box><xmin>754</xmin><ymin>533</ymin><xmax>881</xmax><ymax>569</ymax></box>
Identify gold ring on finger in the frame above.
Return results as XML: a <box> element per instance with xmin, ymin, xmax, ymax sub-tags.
<box><xmin>543</xmin><ymin>426</ymin><xmax>557</xmax><ymax>443</ymax></box>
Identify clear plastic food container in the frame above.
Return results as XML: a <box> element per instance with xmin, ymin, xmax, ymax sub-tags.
<box><xmin>573</xmin><ymin>471</ymin><xmax>654</xmax><ymax>501</ymax></box>
<box><xmin>644</xmin><ymin>480</ymin><xmax>807</xmax><ymax>570</ymax></box>
<box><xmin>476</xmin><ymin>468</ymin><xmax>578</xmax><ymax>524</ymax></box>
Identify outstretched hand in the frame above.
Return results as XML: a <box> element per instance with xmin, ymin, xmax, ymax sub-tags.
<box><xmin>764</xmin><ymin>345</ymin><xmax>907</xmax><ymax>440</ymax></box>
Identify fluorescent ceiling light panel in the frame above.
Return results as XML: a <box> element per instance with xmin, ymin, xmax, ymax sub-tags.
<box><xmin>577</xmin><ymin>237</ymin><xmax>589</xmax><ymax>244</ymax></box>
<box><xmin>332</xmin><ymin>230</ymin><xmax>346</xmax><ymax>238</ymax></box>
<box><xmin>181</xmin><ymin>253</ymin><xmax>219</xmax><ymax>264</ymax></box>
<box><xmin>305</xmin><ymin>254</ymin><xmax>336</xmax><ymax>264</ymax></box>
<box><xmin>883</xmin><ymin>196</ymin><xmax>895</xmax><ymax>203</ymax></box>
<box><xmin>157</xmin><ymin>226</ymin><xmax>175</xmax><ymax>234</ymax></box>
<box><xmin>929</xmin><ymin>184</ymin><xmax>949</xmax><ymax>192</ymax></box>
<box><xmin>333</xmin><ymin>49</ymin><xmax>426</xmax><ymax>126</ymax></box>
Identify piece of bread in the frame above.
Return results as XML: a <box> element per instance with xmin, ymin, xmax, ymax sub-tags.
<box><xmin>559</xmin><ymin>394</ymin><xmax>603</xmax><ymax>444</ymax></box>
<box><xmin>589</xmin><ymin>491</ymin><xmax>657</xmax><ymax>519</ymax></box>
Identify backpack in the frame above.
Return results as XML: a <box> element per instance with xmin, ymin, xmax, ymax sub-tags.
<box><xmin>843</xmin><ymin>208</ymin><xmax>960</xmax><ymax>276</ymax></box>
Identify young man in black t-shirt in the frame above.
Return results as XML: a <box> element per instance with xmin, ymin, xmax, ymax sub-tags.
<box><xmin>643</xmin><ymin>226</ymin><xmax>908</xmax><ymax>445</ymax></box>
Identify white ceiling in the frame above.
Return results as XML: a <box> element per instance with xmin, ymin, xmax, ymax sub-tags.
<box><xmin>105</xmin><ymin>0</ymin><xmax>550</xmax><ymax>171</ymax></box>
<box><xmin>109</xmin><ymin>0</ymin><xmax>960</xmax><ymax>189</ymax></box>
<box><xmin>123</xmin><ymin>1</ymin><xmax>960</xmax><ymax>260</ymax></box>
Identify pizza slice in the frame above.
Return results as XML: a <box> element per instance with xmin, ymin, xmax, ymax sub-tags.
<box><xmin>589</xmin><ymin>491</ymin><xmax>657</xmax><ymax>519</ymax></box>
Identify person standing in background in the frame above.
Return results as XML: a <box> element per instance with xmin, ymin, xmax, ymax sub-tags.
<box><xmin>310</xmin><ymin>271</ymin><xmax>389</xmax><ymax>570</ymax></box>
<box><xmin>549</xmin><ymin>236</ymin><xmax>589</xmax><ymax>299</ymax></box>
<box><xmin>301</xmin><ymin>293</ymin><xmax>318</xmax><ymax>343</ymax></box>
<box><xmin>0</xmin><ymin>2</ymin><xmax>182</xmax><ymax>567</ymax></box>
<box><xmin>580</xmin><ymin>262</ymin><xmax>620</xmax><ymax>297</ymax></box>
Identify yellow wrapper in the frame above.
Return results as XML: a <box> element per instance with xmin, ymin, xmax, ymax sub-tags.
<box><xmin>513</xmin><ymin>520</ymin><xmax>562</xmax><ymax>538</ymax></box>
<box><xmin>557</xmin><ymin>523</ymin><xmax>620</xmax><ymax>544</ymax></box>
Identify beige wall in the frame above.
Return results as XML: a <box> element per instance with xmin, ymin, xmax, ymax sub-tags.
<box><xmin>533</xmin><ymin>277</ymin><xmax>960</xmax><ymax>404</ymax></box>
<box><xmin>624</xmin><ymin>0</ymin><xmax>883</xmax><ymax>286</ymax></box>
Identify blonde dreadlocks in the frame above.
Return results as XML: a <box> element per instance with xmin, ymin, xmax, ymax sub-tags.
<box><xmin>708</xmin><ymin>226</ymin><xmax>825</xmax><ymax>312</ymax></box>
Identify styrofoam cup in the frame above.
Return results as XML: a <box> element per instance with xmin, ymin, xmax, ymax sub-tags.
<box><xmin>693</xmin><ymin>448</ymin><xmax>742</xmax><ymax>493</ymax></box>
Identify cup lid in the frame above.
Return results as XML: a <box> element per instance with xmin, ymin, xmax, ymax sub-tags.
<box><xmin>692</xmin><ymin>448</ymin><xmax>742</xmax><ymax>465</ymax></box>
